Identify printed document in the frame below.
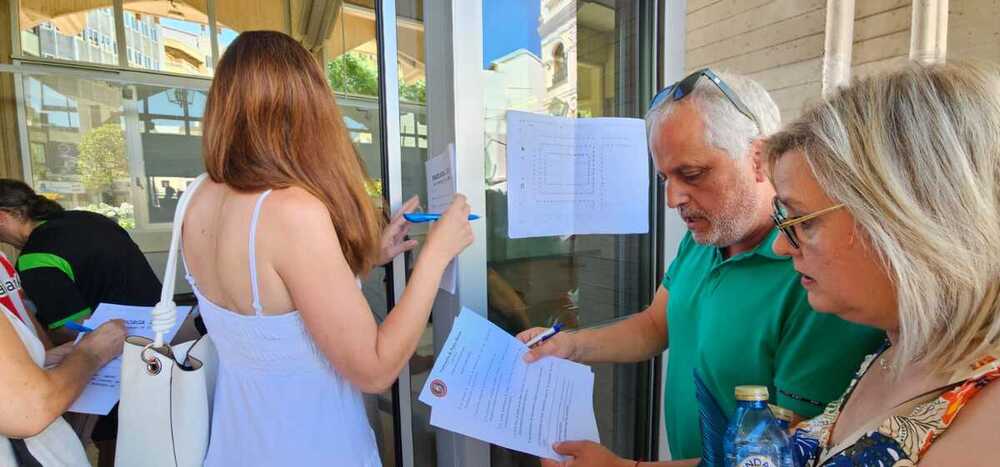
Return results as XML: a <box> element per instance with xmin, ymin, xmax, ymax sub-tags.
<box><xmin>419</xmin><ymin>308</ymin><xmax>599</xmax><ymax>460</ymax></box>
<box><xmin>68</xmin><ymin>303</ymin><xmax>192</xmax><ymax>415</ymax></box>
<box><xmin>506</xmin><ymin>110</ymin><xmax>649</xmax><ymax>238</ymax></box>
<box><xmin>425</xmin><ymin>144</ymin><xmax>458</xmax><ymax>294</ymax></box>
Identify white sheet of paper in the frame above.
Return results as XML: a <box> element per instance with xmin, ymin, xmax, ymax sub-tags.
<box><xmin>68</xmin><ymin>303</ymin><xmax>192</xmax><ymax>415</ymax></box>
<box><xmin>419</xmin><ymin>309</ymin><xmax>599</xmax><ymax>460</ymax></box>
<box><xmin>506</xmin><ymin>110</ymin><xmax>649</xmax><ymax>238</ymax></box>
<box><xmin>425</xmin><ymin>144</ymin><xmax>458</xmax><ymax>294</ymax></box>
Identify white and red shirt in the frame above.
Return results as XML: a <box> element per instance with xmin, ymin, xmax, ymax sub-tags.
<box><xmin>0</xmin><ymin>252</ymin><xmax>30</xmax><ymax>325</ymax></box>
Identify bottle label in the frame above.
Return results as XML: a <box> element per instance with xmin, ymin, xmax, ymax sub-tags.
<box><xmin>737</xmin><ymin>455</ymin><xmax>777</xmax><ymax>467</ymax></box>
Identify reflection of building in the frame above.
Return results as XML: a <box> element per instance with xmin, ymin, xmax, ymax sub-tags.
<box><xmin>21</xmin><ymin>9</ymin><xmax>123</xmax><ymax>66</ymax></box>
<box><xmin>161</xmin><ymin>23</ymin><xmax>212</xmax><ymax>74</ymax></box>
<box><xmin>483</xmin><ymin>50</ymin><xmax>546</xmax><ymax>186</ymax></box>
<box><xmin>538</xmin><ymin>0</ymin><xmax>615</xmax><ymax>118</ymax></box>
<box><xmin>20</xmin><ymin>6</ymin><xmax>212</xmax><ymax>75</ymax></box>
<box><xmin>540</xmin><ymin>0</ymin><xmax>577</xmax><ymax>117</ymax></box>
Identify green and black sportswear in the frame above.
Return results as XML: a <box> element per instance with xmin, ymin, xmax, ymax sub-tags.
<box><xmin>16</xmin><ymin>210</ymin><xmax>161</xmax><ymax>329</ymax></box>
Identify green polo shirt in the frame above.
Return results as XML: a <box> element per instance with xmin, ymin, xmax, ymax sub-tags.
<box><xmin>662</xmin><ymin>229</ymin><xmax>883</xmax><ymax>460</ymax></box>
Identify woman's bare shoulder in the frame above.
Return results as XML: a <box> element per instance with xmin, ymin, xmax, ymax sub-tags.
<box><xmin>261</xmin><ymin>186</ymin><xmax>338</xmax><ymax>238</ymax></box>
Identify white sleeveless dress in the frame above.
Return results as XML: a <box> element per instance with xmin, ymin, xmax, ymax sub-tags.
<box><xmin>186</xmin><ymin>190</ymin><xmax>381</xmax><ymax>466</ymax></box>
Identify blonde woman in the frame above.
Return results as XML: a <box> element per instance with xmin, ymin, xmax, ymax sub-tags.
<box><xmin>767</xmin><ymin>62</ymin><xmax>1000</xmax><ymax>465</ymax></box>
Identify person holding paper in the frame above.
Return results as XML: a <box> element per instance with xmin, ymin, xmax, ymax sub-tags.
<box><xmin>518</xmin><ymin>70</ymin><xmax>883</xmax><ymax>466</ymax></box>
<box><xmin>0</xmin><ymin>178</ymin><xmax>163</xmax><ymax>465</ymax></box>
<box><xmin>0</xmin><ymin>180</ymin><xmax>162</xmax><ymax>342</ymax></box>
<box><xmin>182</xmin><ymin>31</ymin><xmax>472</xmax><ymax>466</ymax></box>
<box><xmin>0</xmin><ymin>250</ymin><xmax>126</xmax><ymax>466</ymax></box>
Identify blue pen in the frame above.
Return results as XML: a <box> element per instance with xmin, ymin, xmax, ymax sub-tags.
<box><xmin>524</xmin><ymin>323</ymin><xmax>563</xmax><ymax>348</ymax></box>
<box><xmin>64</xmin><ymin>321</ymin><xmax>94</xmax><ymax>333</ymax></box>
<box><xmin>404</xmin><ymin>213</ymin><xmax>481</xmax><ymax>223</ymax></box>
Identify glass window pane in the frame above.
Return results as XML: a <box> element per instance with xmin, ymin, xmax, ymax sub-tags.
<box><xmin>19</xmin><ymin>1</ymin><xmax>118</xmax><ymax>66</ymax></box>
<box><xmin>123</xmin><ymin>2</ymin><xmax>212</xmax><ymax>76</ymax></box>
<box><xmin>325</xmin><ymin>4</ymin><xmax>398</xmax><ymax>464</ymax></box>
<box><xmin>19</xmin><ymin>74</ymin><xmax>210</xmax><ymax>238</ymax></box>
<box><xmin>483</xmin><ymin>0</ymin><xmax>656</xmax><ymax>464</ymax></box>
<box><xmin>394</xmin><ymin>0</ymin><xmax>435</xmax><ymax>463</ymax></box>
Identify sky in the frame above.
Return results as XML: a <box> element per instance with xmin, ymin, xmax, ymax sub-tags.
<box><xmin>482</xmin><ymin>0</ymin><xmax>541</xmax><ymax>69</ymax></box>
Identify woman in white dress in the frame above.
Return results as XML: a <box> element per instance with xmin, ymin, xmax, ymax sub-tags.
<box><xmin>182</xmin><ymin>31</ymin><xmax>473</xmax><ymax>466</ymax></box>
<box><xmin>0</xmin><ymin>251</ymin><xmax>125</xmax><ymax>466</ymax></box>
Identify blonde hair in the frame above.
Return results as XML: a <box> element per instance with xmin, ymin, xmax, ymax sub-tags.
<box><xmin>766</xmin><ymin>62</ymin><xmax>1000</xmax><ymax>374</ymax></box>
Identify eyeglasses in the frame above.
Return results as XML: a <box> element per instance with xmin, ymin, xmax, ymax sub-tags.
<box><xmin>771</xmin><ymin>198</ymin><xmax>844</xmax><ymax>249</ymax></box>
<box><xmin>649</xmin><ymin>68</ymin><xmax>761</xmax><ymax>132</ymax></box>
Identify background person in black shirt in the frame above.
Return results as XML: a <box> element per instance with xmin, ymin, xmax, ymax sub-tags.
<box><xmin>0</xmin><ymin>179</ymin><xmax>162</xmax><ymax>467</ymax></box>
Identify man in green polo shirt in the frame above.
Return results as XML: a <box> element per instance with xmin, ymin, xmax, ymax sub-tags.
<box><xmin>519</xmin><ymin>70</ymin><xmax>883</xmax><ymax>466</ymax></box>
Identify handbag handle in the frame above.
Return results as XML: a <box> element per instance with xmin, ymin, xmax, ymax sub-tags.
<box><xmin>150</xmin><ymin>173</ymin><xmax>208</xmax><ymax>348</ymax></box>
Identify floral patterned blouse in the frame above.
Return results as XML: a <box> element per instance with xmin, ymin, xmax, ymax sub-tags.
<box><xmin>791</xmin><ymin>343</ymin><xmax>1000</xmax><ymax>466</ymax></box>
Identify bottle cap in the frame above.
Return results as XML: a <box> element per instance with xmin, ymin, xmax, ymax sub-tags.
<box><xmin>734</xmin><ymin>385</ymin><xmax>769</xmax><ymax>401</ymax></box>
<box><xmin>768</xmin><ymin>403</ymin><xmax>794</xmax><ymax>422</ymax></box>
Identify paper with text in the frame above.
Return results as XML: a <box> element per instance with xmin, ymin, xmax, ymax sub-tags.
<box><xmin>68</xmin><ymin>303</ymin><xmax>192</xmax><ymax>415</ymax></box>
<box><xmin>506</xmin><ymin>110</ymin><xmax>649</xmax><ymax>238</ymax></box>
<box><xmin>425</xmin><ymin>144</ymin><xmax>458</xmax><ymax>294</ymax></box>
<box><xmin>419</xmin><ymin>308</ymin><xmax>599</xmax><ymax>460</ymax></box>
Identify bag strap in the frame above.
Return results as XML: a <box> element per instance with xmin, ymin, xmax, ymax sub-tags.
<box><xmin>151</xmin><ymin>174</ymin><xmax>208</xmax><ymax>347</ymax></box>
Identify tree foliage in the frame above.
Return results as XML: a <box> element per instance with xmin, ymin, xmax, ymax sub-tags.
<box><xmin>327</xmin><ymin>52</ymin><xmax>426</xmax><ymax>103</ymax></box>
<box><xmin>77</xmin><ymin>123</ymin><xmax>127</xmax><ymax>199</ymax></box>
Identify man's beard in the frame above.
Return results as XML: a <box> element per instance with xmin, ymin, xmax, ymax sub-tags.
<box><xmin>680</xmin><ymin>179</ymin><xmax>760</xmax><ymax>247</ymax></box>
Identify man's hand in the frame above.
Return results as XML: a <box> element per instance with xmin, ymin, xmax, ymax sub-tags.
<box><xmin>540</xmin><ymin>441</ymin><xmax>633</xmax><ymax>467</ymax></box>
<box><xmin>516</xmin><ymin>327</ymin><xmax>581</xmax><ymax>363</ymax></box>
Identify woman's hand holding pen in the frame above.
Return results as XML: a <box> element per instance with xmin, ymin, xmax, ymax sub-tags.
<box><xmin>423</xmin><ymin>194</ymin><xmax>474</xmax><ymax>268</ymax></box>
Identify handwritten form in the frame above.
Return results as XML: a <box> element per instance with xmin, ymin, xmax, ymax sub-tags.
<box><xmin>506</xmin><ymin>110</ymin><xmax>649</xmax><ymax>238</ymax></box>
<box><xmin>419</xmin><ymin>308</ymin><xmax>599</xmax><ymax>460</ymax></box>
<box><xmin>68</xmin><ymin>303</ymin><xmax>192</xmax><ymax>415</ymax></box>
<box><xmin>424</xmin><ymin>144</ymin><xmax>458</xmax><ymax>294</ymax></box>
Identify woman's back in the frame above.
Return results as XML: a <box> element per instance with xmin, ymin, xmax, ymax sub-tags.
<box><xmin>182</xmin><ymin>182</ymin><xmax>381</xmax><ymax>466</ymax></box>
<box><xmin>186</xmin><ymin>29</ymin><xmax>470</xmax><ymax>466</ymax></box>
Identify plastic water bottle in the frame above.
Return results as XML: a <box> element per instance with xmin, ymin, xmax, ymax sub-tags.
<box><xmin>724</xmin><ymin>386</ymin><xmax>794</xmax><ymax>467</ymax></box>
<box><xmin>768</xmin><ymin>404</ymin><xmax>794</xmax><ymax>431</ymax></box>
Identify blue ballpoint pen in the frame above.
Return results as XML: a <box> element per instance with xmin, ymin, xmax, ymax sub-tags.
<box><xmin>64</xmin><ymin>321</ymin><xmax>95</xmax><ymax>333</ymax></box>
<box><xmin>524</xmin><ymin>323</ymin><xmax>563</xmax><ymax>348</ymax></box>
<box><xmin>403</xmin><ymin>213</ymin><xmax>481</xmax><ymax>223</ymax></box>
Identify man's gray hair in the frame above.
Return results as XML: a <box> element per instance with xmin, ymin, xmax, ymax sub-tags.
<box><xmin>645</xmin><ymin>71</ymin><xmax>781</xmax><ymax>160</ymax></box>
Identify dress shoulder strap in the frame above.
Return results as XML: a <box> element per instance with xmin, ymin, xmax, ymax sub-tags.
<box><xmin>248</xmin><ymin>190</ymin><xmax>273</xmax><ymax>317</ymax></box>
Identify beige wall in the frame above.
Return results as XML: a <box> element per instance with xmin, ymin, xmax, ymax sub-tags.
<box><xmin>681</xmin><ymin>0</ymin><xmax>999</xmax><ymax>124</ymax></box>
<box><xmin>851</xmin><ymin>0</ymin><xmax>912</xmax><ymax>78</ymax></box>
<box><xmin>684</xmin><ymin>0</ymin><xmax>827</xmax><ymax>121</ymax></box>
<box><xmin>948</xmin><ymin>0</ymin><xmax>1000</xmax><ymax>63</ymax></box>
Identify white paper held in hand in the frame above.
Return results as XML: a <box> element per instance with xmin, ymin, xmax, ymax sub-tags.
<box><xmin>419</xmin><ymin>308</ymin><xmax>599</xmax><ymax>461</ymax></box>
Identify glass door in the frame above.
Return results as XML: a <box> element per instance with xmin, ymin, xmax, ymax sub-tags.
<box><xmin>482</xmin><ymin>0</ymin><xmax>661</xmax><ymax>464</ymax></box>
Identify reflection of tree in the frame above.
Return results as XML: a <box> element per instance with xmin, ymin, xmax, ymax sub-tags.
<box><xmin>327</xmin><ymin>52</ymin><xmax>426</xmax><ymax>103</ymax></box>
<box><xmin>78</xmin><ymin>124</ymin><xmax>127</xmax><ymax>203</ymax></box>
<box><xmin>328</xmin><ymin>52</ymin><xmax>379</xmax><ymax>96</ymax></box>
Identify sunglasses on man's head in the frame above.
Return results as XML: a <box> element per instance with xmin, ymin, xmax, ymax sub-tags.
<box><xmin>649</xmin><ymin>68</ymin><xmax>761</xmax><ymax>131</ymax></box>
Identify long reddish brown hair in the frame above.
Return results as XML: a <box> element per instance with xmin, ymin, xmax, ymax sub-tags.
<box><xmin>203</xmin><ymin>31</ymin><xmax>382</xmax><ymax>275</ymax></box>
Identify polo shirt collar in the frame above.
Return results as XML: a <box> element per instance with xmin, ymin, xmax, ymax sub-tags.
<box><xmin>714</xmin><ymin>227</ymin><xmax>786</xmax><ymax>264</ymax></box>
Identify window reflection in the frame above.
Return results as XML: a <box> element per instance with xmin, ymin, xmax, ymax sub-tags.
<box><xmin>21</xmin><ymin>75</ymin><xmax>207</xmax><ymax>234</ymax></box>
<box><xmin>19</xmin><ymin>1</ymin><xmax>118</xmax><ymax>66</ymax></box>
<box><xmin>484</xmin><ymin>0</ymin><xmax>653</xmax><ymax>464</ymax></box>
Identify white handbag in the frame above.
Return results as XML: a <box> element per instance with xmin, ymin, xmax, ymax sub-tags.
<box><xmin>115</xmin><ymin>174</ymin><xmax>218</xmax><ymax>467</ymax></box>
